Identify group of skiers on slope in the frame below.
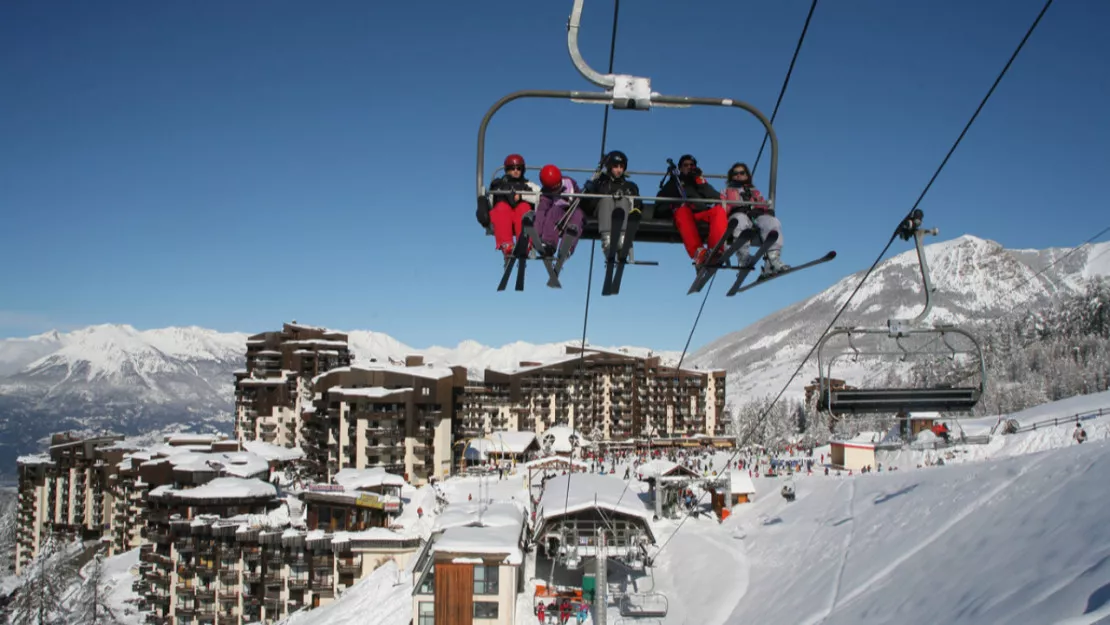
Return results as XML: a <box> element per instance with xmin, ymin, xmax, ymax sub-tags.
<box><xmin>477</xmin><ymin>151</ymin><xmax>791</xmax><ymax>278</ymax></box>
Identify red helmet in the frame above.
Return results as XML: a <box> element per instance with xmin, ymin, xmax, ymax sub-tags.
<box><xmin>504</xmin><ymin>153</ymin><xmax>526</xmax><ymax>173</ymax></box>
<box><xmin>540</xmin><ymin>164</ymin><xmax>562</xmax><ymax>189</ymax></box>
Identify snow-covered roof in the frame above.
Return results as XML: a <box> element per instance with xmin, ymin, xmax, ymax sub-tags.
<box><xmin>165</xmin><ymin>433</ymin><xmax>225</xmax><ymax>445</ymax></box>
<box><xmin>149</xmin><ymin>449</ymin><xmax>270</xmax><ymax>479</ymax></box>
<box><xmin>314</xmin><ymin>363</ymin><xmax>456</xmax><ymax>385</ymax></box>
<box><xmin>730</xmin><ymin>471</ymin><xmax>756</xmax><ymax>495</ymax></box>
<box><xmin>538</xmin><ymin>473</ymin><xmax>653</xmax><ymax>523</ymax></box>
<box><xmin>237</xmin><ymin>375</ymin><xmax>294</xmax><ymax>386</ymax></box>
<box><xmin>16</xmin><ymin>454</ymin><xmax>53</xmax><ymax>467</ymax></box>
<box><xmin>284</xmin><ymin>339</ymin><xmax>349</xmax><ymax>348</ymax></box>
<box><xmin>461</xmin><ymin>432</ymin><xmax>537</xmax><ymax>459</ymax></box>
<box><xmin>331</xmin><ymin>528</ymin><xmax>418</xmax><ymax>544</ymax></box>
<box><xmin>151</xmin><ymin>477</ymin><xmax>277</xmax><ymax>501</ymax></box>
<box><xmin>434</xmin><ymin>502</ymin><xmax>526</xmax><ymax>532</ymax></box>
<box><xmin>520</xmin><ymin>456</ymin><xmax>590</xmax><ymax>470</ymax></box>
<box><xmin>637</xmin><ymin>459</ymin><xmax>698</xmax><ymax>480</ymax></box>
<box><xmin>538</xmin><ymin>425</ymin><xmax>590</xmax><ymax>453</ymax></box>
<box><xmin>330</xmin><ymin>386</ymin><xmax>413</xmax><ymax>400</ymax></box>
<box><xmin>433</xmin><ymin>526</ymin><xmax>523</xmax><ymax>565</ymax></box>
<box><xmin>242</xmin><ymin>440</ymin><xmax>305</xmax><ymax>463</ymax></box>
<box><xmin>333</xmin><ymin>467</ymin><xmax>406</xmax><ymax>491</ymax></box>
<box><xmin>488</xmin><ymin>431</ymin><xmax>538</xmax><ymax>454</ymax></box>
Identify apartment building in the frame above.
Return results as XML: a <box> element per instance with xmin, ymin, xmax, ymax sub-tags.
<box><xmin>303</xmin><ymin>357</ymin><xmax>468</xmax><ymax>484</ymax></box>
<box><xmin>234</xmin><ymin>322</ymin><xmax>353</xmax><ymax>448</ymax></box>
<box><xmin>14</xmin><ymin>433</ymin><xmax>125</xmax><ymax>574</ymax></box>
<box><xmin>138</xmin><ymin>473</ymin><xmax>421</xmax><ymax>625</ymax></box>
<box><xmin>457</xmin><ymin>347</ymin><xmax>727</xmax><ymax>443</ymax></box>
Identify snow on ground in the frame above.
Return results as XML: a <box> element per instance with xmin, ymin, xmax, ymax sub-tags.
<box><xmin>96</xmin><ymin>548</ymin><xmax>145</xmax><ymax>625</ymax></box>
<box><xmin>724</xmin><ymin>439</ymin><xmax>1110</xmax><ymax>624</ymax></box>
<box><xmin>279</xmin><ymin>561</ymin><xmax>412</xmax><ymax>625</ymax></box>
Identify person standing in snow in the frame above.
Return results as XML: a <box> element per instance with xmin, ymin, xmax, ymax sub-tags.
<box><xmin>721</xmin><ymin>162</ymin><xmax>789</xmax><ymax>277</ymax></box>
<box><xmin>1074</xmin><ymin>423</ymin><xmax>1087</xmax><ymax>444</ymax></box>
<box><xmin>533</xmin><ymin>164</ymin><xmax>584</xmax><ymax>261</ymax></box>
<box><xmin>582</xmin><ymin>150</ymin><xmax>641</xmax><ymax>258</ymax></box>
<box><xmin>483</xmin><ymin>153</ymin><xmax>541</xmax><ymax>260</ymax></box>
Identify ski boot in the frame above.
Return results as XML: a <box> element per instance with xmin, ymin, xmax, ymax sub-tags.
<box><xmin>761</xmin><ymin>250</ymin><xmax>791</xmax><ymax>279</ymax></box>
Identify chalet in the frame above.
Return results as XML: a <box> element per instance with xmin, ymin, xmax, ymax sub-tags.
<box><xmin>829</xmin><ymin>432</ymin><xmax>880</xmax><ymax>471</ymax></box>
<box><xmin>412</xmin><ymin>502</ymin><xmax>528</xmax><ymax>625</ymax></box>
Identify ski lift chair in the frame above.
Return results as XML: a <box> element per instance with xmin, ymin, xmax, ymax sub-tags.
<box><xmin>815</xmin><ymin>212</ymin><xmax>986</xmax><ymax>415</ymax></box>
<box><xmin>476</xmin><ymin>0</ymin><xmax>782</xmax><ymax>247</ymax></box>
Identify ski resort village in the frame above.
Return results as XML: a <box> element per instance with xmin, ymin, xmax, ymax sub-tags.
<box><xmin>3</xmin><ymin>304</ymin><xmax>1110</xmax><ymax>625</ymax></box>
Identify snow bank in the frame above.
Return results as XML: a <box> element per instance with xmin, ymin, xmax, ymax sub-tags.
<box><xmin>279</xmin><ymin>561</ymin><xmax>412</xmax><ymax>625</ymax></box>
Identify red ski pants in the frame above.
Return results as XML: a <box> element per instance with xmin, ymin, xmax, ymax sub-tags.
<box><xmin>673</xmin><ymin>203</ymin><xmax>728</xmax><ymax>258</ymax></box>
<box><xmin>490</xmin><ymin>201</ymin><xmax>531</xmax><ymax>251</ymax></box>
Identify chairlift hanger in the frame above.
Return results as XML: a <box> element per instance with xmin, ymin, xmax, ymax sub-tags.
<box><xmin>476</xmin><ymin>0</ymin><xmax>781</xmax><ymax>245</ymax></box>
<box><xmin>815</xmin><ymin>212</ymin><xmax>987</xmax><ymax>415</ymax></box>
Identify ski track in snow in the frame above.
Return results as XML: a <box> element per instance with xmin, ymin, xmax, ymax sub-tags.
<box><xmin>815</xmin><ymin>450</ymin><xmax>1055</xmax><ymax>624</ymax></box>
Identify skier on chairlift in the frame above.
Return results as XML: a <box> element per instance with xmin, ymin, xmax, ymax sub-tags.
<box><xmin>722</xmin><ymin>162</ymin><xmax>790</xmax><ymax>277</ymax></box>
<box><xmin>582</xmin><ymin>150</ymin><xmax>641</xmax><ymax>258</ymax></box>
<box><xmin>486</xmin><ymin>153</ymin><xmax>541</xmax><ymax>260</ymax></box>
<box><xmin>534</xmin><ymin>164</ymin><xmax>583</xmax><ymax>261</ymax></box>
<box><xmin>658</xmin><ymin>154</ymin><xmax>729</xmax><ymax>271</ymax></box>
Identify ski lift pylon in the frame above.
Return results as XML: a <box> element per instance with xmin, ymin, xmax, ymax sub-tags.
<box><xmin>816</xmin><ymin>211</ymin><xmax>987</xmax><ymax>415</ymax></box>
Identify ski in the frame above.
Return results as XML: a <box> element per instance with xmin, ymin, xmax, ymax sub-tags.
<box><xmin>496</xmin><ymin>231</ymin><xmax>531</xmax><ymax>292</ymax></box>
<box><xmin>606</xmin><ymin>207</ymin><xmax>642</xmax><ymax>296</ymax></box>
<box><xmin>601</xmin><ymin>208</ymin><xmax>625</xmax><ymax>296</ymax></box>
<box><xmin>728</xmin><ymin>250</ymin><xmax>838</xmax><ymax>296</ymax></box>
<box><xmin>521</xmin><ymin>211</ymin><xmax>561</xmax><ymax>289</ymax></box>
<box><xmin>721</xmin><ymin>231</ymin><xmax>781</xmax><ymax>296</ymax></box>
<box><xmin>687</xmin><ymin>217</ymin><xmax>747</xmax><ymax>295</ymax></box>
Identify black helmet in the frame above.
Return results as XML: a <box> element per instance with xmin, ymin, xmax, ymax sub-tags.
<box><xmin>605</xmin><ymin>150</ymin><xmax>628</xmax><ymax>168</ymax></box>
<box><xmin>678</xmin><ymin>154</ymin><xmax>697</xmax><ymax>167</ymax></box>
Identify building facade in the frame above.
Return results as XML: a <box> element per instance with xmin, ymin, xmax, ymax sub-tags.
<box><xmin>303</xmin><ymin>357</ymin><xmax>467</xmax><ymax>485</ymax></box>
<box><xmin>14</xmin><ymin>433</ymin><xmax>125</xmax><ymax>574</ymax></box>
<box><xmin>457</xmin><ymin>347</ymin><xmax>727</xmax><ymax>444</ymax></box>
<box><xmin>234</xmin><ymin>322</ymin><xmax>353</xmax><ymax>448</ymax></box>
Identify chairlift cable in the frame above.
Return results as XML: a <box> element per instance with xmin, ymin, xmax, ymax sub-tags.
<box><xmin>751</xmin><ymin>0</ymin><xmax>820</xmax><ymax>178</ymax></box>
<box><xmin>651</xmin><ymin>0</ymin><xmax>1055</xmax><ymax>561</ymax></box>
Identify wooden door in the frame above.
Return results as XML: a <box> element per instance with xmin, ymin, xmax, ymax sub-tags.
<box><xmin>434</xmin><ymin>562</ymin><xmax>474</xmax><ymax>625</ymax></box>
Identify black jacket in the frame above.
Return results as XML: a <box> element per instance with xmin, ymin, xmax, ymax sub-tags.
<box><xmin>582</xmin><ymin>173</ymin><xmax>642</xmax><ymax>214</ymax></box>
<box><xmin>489</xmin><ymin>175</ymin><xmax>540</xmax><ymax>207</ymax></box>
<box><xmin>658</xmin><ymin>171</ymin><xmax>720</xmax><ymax>215</ymax></box>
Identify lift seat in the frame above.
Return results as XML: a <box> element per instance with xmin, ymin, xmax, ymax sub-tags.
<box><xmin>819</xmin><ymin>387</ymin><xmax>981</xmax><ymax>414</ymax></box>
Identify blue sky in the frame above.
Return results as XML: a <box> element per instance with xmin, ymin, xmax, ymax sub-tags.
<box><xmin>2</xmin><ymin>0</ymin><xmax>1108</xmax><ymax>352</ymax></box>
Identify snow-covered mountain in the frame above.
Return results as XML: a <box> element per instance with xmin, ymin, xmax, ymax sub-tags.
<box><xmin>689</xmin><ymin>234</ymin><xmax>1110</xmax><ymax>406</ymax></box>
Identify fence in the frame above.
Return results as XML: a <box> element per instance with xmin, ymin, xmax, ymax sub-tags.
<box><xmin>993</xmin><ymin>406</ymin><xmax>1108</xmax><ymax>435</ymax></box>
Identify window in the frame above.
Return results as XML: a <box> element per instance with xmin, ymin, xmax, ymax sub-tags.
<box><xmin>418</xmin><ymin>602</ymin><xmax>435</xmax><ymax>625</ymax></box>
<box><xmin>418</xmin><ymin>569</ymin><xmax>435</xmax><ymax>594</ymax></box>
<box><xmin>473</xmin><ymin>565</ymin><xmax>499</xmax><ymax>595</ymax></box>
<box><xmin>474</xmin><ymin>602</ymin><xmax>499</xmax><ymax>619</ymax></box>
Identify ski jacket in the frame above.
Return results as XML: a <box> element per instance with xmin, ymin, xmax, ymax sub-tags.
<box><xmin>658</xmin><ymin>171</ymin><xmax>720</xmax><ymax>216</ymax></box>
<box><xmin>538</xmin><ymin>177</ymin><xmax>581</xmax><ymax>213</ymax></box>
<box><xmin>722</xmin><ymin>183</ymin><xmax>773</xmax><ymax>216</ymax></box>
<box><xmin>489</xmin><ymin>175</ymin><xmax>540</xmax><ymax>207</ymax></box>
<box><xmin>582</xmin><ymin>172</ymin><xmax>642</xmax><ymax>213</ymax></box>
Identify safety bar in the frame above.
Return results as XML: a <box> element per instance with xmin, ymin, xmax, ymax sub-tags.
<box><xmin>492</xmin><ymin>165</ymin><xmax>733</xmax><ymax>180</ymax></box>
<box><xmin>477</xmin><ymin>90</ymin><xmax>778</xmax><ymax>207</ymax></box>
<box><xmin>815</xmin><ymin>326</ymin><xmax>987</xmax><ymax>414</ymax></box>
<box><xmin>488</xmin><ymin>189</ymin><xmax>771</xmax><ymax>209</ymax></box>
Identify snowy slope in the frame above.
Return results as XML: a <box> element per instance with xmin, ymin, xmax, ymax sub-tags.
<box><xmin>724</xmin><ymin>439</ymin><xmax>1110</xmax><ymax>624</ymax></box>
<box><xmin>690</xmin><ymin>235</ymin><xmax>1110</xmax><ymax>406</ymax></box>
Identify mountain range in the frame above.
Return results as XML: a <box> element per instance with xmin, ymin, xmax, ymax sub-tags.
<box><xmin>1</xmin><ymin>234</ymin><xmax>1107</xmax><ymax>480</ymax></box>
